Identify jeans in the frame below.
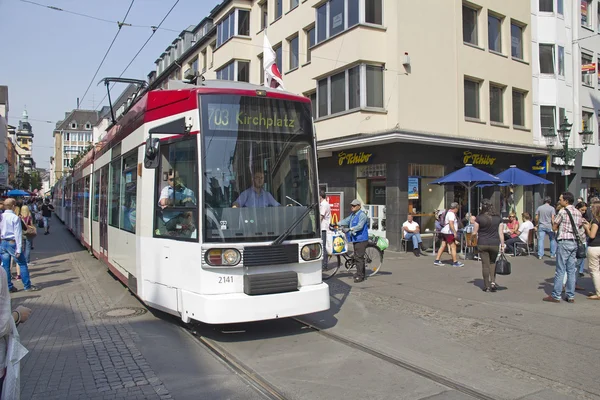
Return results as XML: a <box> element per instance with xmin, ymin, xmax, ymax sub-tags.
<box><xmin>505</xmin><ymin>237</ymin><xmax>524</xmax><ymax>254</ymax></box>
<box><xmin>43</xmin><ymin>216</ymin><xmax>50</xmax><ymax>232</ymax></box>
<box><xmin>552</xmin><ymin>240</ymin><xmax>577</xmax><ymax>300</ymax></box>
<box><xmin>1</xmin><ymin>240</ymin><xmax>32</xmax><ymax>290</ymax></box>
<box><xmin>404</xmin><ymin>233</ymin><xmax>422</xmax><ymax>249</ymax></box>
<box><xmin>478</xmin><ymin>244</ymin><xmax>499</xmax><ymax>289</ymax></box>
<box><xmin>24</xmin><ymin>238</ymin><xmax>32</xmax><ymax>264</ymax></box>
<box><xmin>353</xmin><ymin>241</ymin><xmax>368</xmax><ymax>279</ymax></box>
<box><xmin>537</xmin><ymin>227</ymin><xmax>556</xmax><ymax>258</ymax></box>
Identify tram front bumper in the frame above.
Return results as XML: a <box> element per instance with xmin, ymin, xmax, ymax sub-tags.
<box><xmin>179</xmin><ymin>283</ymin><xmax>330</xmax><ymax>324</ymax></box>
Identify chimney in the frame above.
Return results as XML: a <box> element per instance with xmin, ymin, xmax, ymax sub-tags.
<box><xmin>77</xmin><ymin>98</ymin><xmax>80</xmax><ymax>109</ymax></box>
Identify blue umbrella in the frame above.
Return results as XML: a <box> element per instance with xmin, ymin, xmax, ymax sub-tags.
<box><xmin>6</xmin><ymin>189</ymin><xmax>30</xmax><ymax>197</ymax></box>
<box><xmin>429</xmin><ymin>164</ymin><xmax>508</xmax><ymax>216</ymax></box>
<box><xmin>493</xmin><ymin>165</ymin><xmax>552</xmax><ymax>186</ymax></box>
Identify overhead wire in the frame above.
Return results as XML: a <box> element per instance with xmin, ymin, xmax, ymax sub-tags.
<box><xmin>95</xmin><ymin>0</ymin><xmax>181</xmax><ymax>110</ymax></box>
<box><xmin>78</xmin><ymin>0</ymin><xmax>136</xmax><ymax>108</ymax></box>
<box><xmin>18</xmin><ymin>0</ymin><xmax>180</xmax><ymax>33</ymax></box>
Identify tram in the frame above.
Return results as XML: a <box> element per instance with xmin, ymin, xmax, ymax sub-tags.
<box><xmin>53</xmin><ymin>79</ymin><xmax>330</xmax><ymax>324</ymax></box>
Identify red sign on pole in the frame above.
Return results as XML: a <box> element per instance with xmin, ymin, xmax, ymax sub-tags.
<box><xmin>326</xmin><ymin>192</ymin><xmax>343</xmax><ymax>225</ymax></box>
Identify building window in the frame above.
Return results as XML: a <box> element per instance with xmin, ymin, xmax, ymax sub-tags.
<box><xmin>582</xmin><ymin>52</ymin><xmax>594</xmax><ymax>86</ymax></box>
<box><xmin>558</xmin><ymin>46</ymin><xmax>565</xmax><ymax>76</ymax></box>
<box><xmin>513</xmin><ymin>90</ymin><xmax>526</xmax><ymax>127</ymax></box>
<box><xmin>274</xmin><ymin>43</ymin><xmax>282</xmax><ymax>72</ymax></box>
<box><xmin>210</xmin><ymin>43</ymin><xmax>215</xmax><ymax>67</ymax></box>
<box><xmin>216</xmin><ymin>9</ymin><xmax>250</xmax><ymax>48</ymax></box>
<box><xmin>70</xmin><ymin>121</ymin><xmax>77</xmax><ymax>129</ymax></box>
<box><xmin>288</xmin><ymin>35</ymin><xmax>299</xmax><ymax>70</ymax></box>
<box><xmin>201</xmin><ymin>49</ymin><xmax>207</xmax><ymax>72</ymax></box>
<box><xmin>582</xmin><ymin>0</ymin><xmax>592</xmax><ymax>27</ymax></box>
<box><xmin>258</xmin><ymin>54</ymin><xmax>264</xmax><ymax>84</ymax></box>
<box><xmin>540</xmin><ymin>106</ymin><xmax>556</xmax><ymax>137</ymax></box>
<box><xmin>290</xmin><ymin>0</ymin><xmax>299</xmax><ymax>10</ymax></box>
<box><xmin>365</xmin><ymin>0</ymin><xmax>383</xmax><ymax>25</ymax></box>
<box><xmin>260</xmin><ymin>1</ymin><xmax>268</xmax><ymax>30</ymax></box>
<box><xmin>307</xmin><ymin>92</ymin><xmax>317</xmax><ymax>118</ymax></box>
<box><xmin>316</xmin><ymin>0</ymin><xmax>381</xmax><ymax>45</ymax></box>
<box><xmin>539</xmin><ymin>44</ymin><xmax>555</xmax><ymax>74</ymax></box>
<box><xmin>511</xmin><ymin>22</ymin><xmax>524</xmax><ymax>60</ymax></box>
<box><xmin>275</xmin><ymin>0</ymin><xmax>282</xmax><ymax>19</ymax></box>
<box><xmin>488</xmin><ymin>14</ymin><xmax>502</xmax><ymax>53</ymax></box>
<box><xmin>582</xmin><ymin>111</ymin><xmax>594</xmax><ymax>138</ymax></box>
<box><xmin>316</xmin><ymin>64</ymin><xmax>381</xmax><ymax>118</ymax></box>
<box><xmin>464</xmin><ymin>78</ymin><xmax>480</xmax><ymax>119</ymax></box>
<box><xmin>558</xmin><ymin>0</ymin><xmax>564</xmax><ymax>15</ymax></box>
<box><xmin>216</xmin><ymin>60</ymin><xmax>250</xmax><ymax>82</ymax></box>
<box><xmin>539</xmin><ymin>0</ymin><xmax>553</xmax><ymax>12</ymax></box>
<box><xmin>463</xmin><ymin>5</ymin><xmax>478</xmax><ymax>45</ymax></box>
<box><xmin>85</xmin><ymin>122</ymin><xmax>92</xmax><ymax>130</ymax></box>
<box><xmin>191</xmin><ymin>57</ymin><xmax>199</xmax><ymax>74</ymax></box>
<box><xmin>490</xmin><ymin>84</ymin><xmax>504</xmax><ymax>123</ymax></box>
<box><xmin>306</xmin><ymin>26</ymin><xmax>315</xmax><ymax>63</ymax></box>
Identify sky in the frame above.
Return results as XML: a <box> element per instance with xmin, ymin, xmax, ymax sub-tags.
<box><xmin>0</xmin><ymin>0</ymin><xmax>221</xmax><ymax>169</ymax></box>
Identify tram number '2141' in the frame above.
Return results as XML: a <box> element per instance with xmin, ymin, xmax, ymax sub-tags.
<box><xmin>218</xmin><ymin>276</ymin><xmax>234</xmax><ymax>284</ymax></box>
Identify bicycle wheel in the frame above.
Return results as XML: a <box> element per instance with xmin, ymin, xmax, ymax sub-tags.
<box><xmin>365</xmin><ymin>245</ymin><xmax>383</xmax><ymax>277</ymax></box>
<box><xmin>322</xmin><ymin>254</ymin><xmax>340</xmax><ymax>280</ymax></box>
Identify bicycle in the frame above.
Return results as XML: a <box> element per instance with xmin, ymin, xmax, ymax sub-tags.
<box><xmin>322</xmin><ymin>228</ymin><xmax>384</xmax><ymax>280</ymax></box>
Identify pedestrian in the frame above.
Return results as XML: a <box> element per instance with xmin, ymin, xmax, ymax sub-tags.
<box><xmin>505</xmin><ymin>212</ymin><xmax>534</xmax><ymax>255</ymax></box>
<box><xmin>583</xmin><ymin>202</ymin><xmax>600</xmax><ymax>300</ymax></box>
<box><xmin>337</xmin><ymin>199</ymin><xmax>369</xmax><ymax>283</ymax></box>
<box><xmin>472</xmin><ymin>199</ymin><xmax>505</xmax><ymax>292</ymax></box>
<box><xmin>319</xmin><ymin>191</ymin><xmax>331</xmax><ymax>269</ymax></box>
<box><xmin>0</xmin><ymin>266</ymin><xmax>32</xmax><ymax>397</ymax></box>
<box><xmin>19</xmin><ymin>205</ymin><xmax>36</xmax><ymax>266</ymax></box>
<box><xmin>1</xmin><ymin>198</ymin><xmax>39</xmax><ymax>293</ymax></box>
<box><xmin>575</xmin><ymin>202</ymin><xmax>588</xmax><ymax>277</ymax></box>
<box><xmin>40</xmin><ymin>198</ymin><xmax>54</xmax><ymax>235</ymax></box>
<box><xmin>434</xmin><ymin>202</ymin><xmax>464</xmax><ymax>267</ymax></box>
<box><xmin>535</xmin><ymin>196</ymin><xmax>557</xmax><ymax>260</ymax></box>
<box><xmin>402</xmin><ymin>214</ymin><xmax>427</xmax><ymax>257</ymax></box>
<box><xmin>543</xmin><ymin>192</ymin><xmax>583</xmax><ymax>303</ymax></box>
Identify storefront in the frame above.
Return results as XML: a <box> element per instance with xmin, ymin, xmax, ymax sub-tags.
<box><xmin>318</xmin><ymin>143</ymin><xmax>539</xmax><ymax>251</ymax></box>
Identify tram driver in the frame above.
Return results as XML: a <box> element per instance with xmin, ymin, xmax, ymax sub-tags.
<box><xmin>232</xmin><ymin>170</ymin><xmax>280</xmax><ymax>208</ymax></box>
<box><xmin>159</xmin><ymin>172</ymin><xmax>196</xmax><ymax>209</ymax></box>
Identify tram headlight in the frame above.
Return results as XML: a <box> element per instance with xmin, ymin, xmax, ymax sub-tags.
<box><xmin>205</xmin><ymin>249</ymin><xmax>241</xmax><ymax>266</ymax></box>
<box><xmin>301</xmin><ymin>243</ymin><xmax>322</xmax><ymax>261</ymax></box>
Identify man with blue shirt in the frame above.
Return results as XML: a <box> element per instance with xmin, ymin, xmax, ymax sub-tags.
<box><xmin>233</xmin><ymin>171</ymin><xmax>280</xmax><ymax>208</ymax></box>
<box><xmin>1</xmin><ymin>198</ymin><xmax>38</xmax><ymax>292</ymax></box>
<box><xmin>338</xmin><ymin>199</ymin><xmax>369</xmax><ymax>283</ymax></box>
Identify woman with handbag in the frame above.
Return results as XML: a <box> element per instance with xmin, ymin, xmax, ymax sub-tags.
<box><xmin>583</xmin><ymin>202</ymin><xmax>600</xmax><ymax>300</ymax></box>
<box><xmin>472</xmin><ymin>199</ymin><xmax>506</xmax><ymax>292</ymax></box>
<box><xmin>19</xmin><ymin>206</ymin><xmax>36</xmax><ymax>265</ymax></box>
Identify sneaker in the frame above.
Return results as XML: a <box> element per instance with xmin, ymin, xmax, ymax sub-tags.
<box><xmin>353</xmin><ymin>277</ymin><xmax>365</xmax><ymax>283</ymax></box>
<box><xmin>24</xmin><ymin>285</ymin><xmax>39</xmax><ymax>292</ymax></box>
<box><xmin>433</xmin><ymin>260</ymin><xmax>444</xmax><ymax>266</ymax></box>
<box><xmin>452</xmin><ymin>261</ymin><xmax>464</xmax><ymax>267</ymax></box>
<box><xmin>578</xmin><ymin>273</ymin><xmax>585</xmax><ymax>278</ymax></box>
<box><xmin>9</xmin><ymin>287</ymin><xmax>18</xmax><ymax>293</ymax></box>
<box><xmin>537</xmin><ymin>256</ymin><xmax>543</xmax><ymax>260</ymax></box>
<box><xmin>490</xmin><ymin>283</ymin><xmax>498</xmax><ymax>292</ymax></box>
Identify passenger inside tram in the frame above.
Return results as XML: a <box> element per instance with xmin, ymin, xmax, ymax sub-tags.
<box><xmin>232</xmin><ymin>170</ymin><xmax>280</xmax><ymax>208</ymax></box>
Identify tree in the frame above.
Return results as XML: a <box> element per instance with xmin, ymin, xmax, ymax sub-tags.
<box><xmin>30</xmin><ymin>170</ymin><xmax>41</xmax><ymax>191</ymax></box>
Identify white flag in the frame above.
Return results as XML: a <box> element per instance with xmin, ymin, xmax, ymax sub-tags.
<box><xmin>263</xmin><ymin>34</ymin><xmax>285</xmax><ymax>91</ymax></box>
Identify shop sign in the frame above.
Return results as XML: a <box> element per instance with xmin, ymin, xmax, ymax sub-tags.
<box><xmin>582</xmin><ymin>63</ymin><xmax>596</xmax><ymax>74</ymax></box>
<box><xmin>408</xmin><ymin>176</ymin><xmax>419</xmax><ymax>199</ymax></box>
<box><xmin>337</xmin><ymin>151</ymin><xmax>373</xmax><ymax>166</ymax></box>
<box><xmin>462</xmin><ymin>151</ymin><xmax>496</xmax><ymax>166</ymax></box>
<box><xmin>531</xmin><ymin>156</ymin><xmax>549</xmax><ymax>175</ymax></box>
<box><xmin>326</xmin><ymin>192</ymin><xmax>343</xmax><ymax>225</ymax></box>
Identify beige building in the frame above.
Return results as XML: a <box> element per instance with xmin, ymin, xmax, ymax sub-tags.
<box><xmin>149</xmin><ymin>0</ymin><xmax>546</xmax><ymax>250</ymax></box>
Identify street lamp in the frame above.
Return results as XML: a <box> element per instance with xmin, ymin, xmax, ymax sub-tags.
<box><xmin>556</xmin><ymin>117</ymin><xmax>573</xmax><ymax>189</ymax></box>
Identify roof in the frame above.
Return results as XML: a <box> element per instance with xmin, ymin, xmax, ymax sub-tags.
<box><xmin>0</xmin><ymin>86</ymin><xmax>8</xmax><ymax>109</ymax></box>
<box><xmin>54</xmin><ymin>109</ymin><xmax>99</xmax><ymax>132</ymax></box>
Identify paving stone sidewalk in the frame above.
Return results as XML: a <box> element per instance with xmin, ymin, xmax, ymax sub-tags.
<box><xmin>11</xmin><ymin>221</ymin><xmax>172</xmax><ymax>400</ymax></box>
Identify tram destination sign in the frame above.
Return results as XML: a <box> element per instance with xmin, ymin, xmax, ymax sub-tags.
<box><xmin>205</xmin><ymin>101</ymin><xmax>306</xmax><ymax>134</ymax></box>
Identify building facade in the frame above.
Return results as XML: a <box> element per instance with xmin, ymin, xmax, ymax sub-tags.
<box><xmin>147</xmin><ymin>0</ymin><xmax>549</xmax><ymax>250</ymax></box>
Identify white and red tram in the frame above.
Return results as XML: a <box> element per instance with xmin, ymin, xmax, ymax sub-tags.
<box><xmin>54</xmin><ymin>80</ymin><xmax>330</xmax><ymax>324</ymax></box>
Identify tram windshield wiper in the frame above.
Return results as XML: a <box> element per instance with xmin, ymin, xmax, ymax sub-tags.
<box><xmin>271</xmin><ymin>203</ymin><xmax>317</xmax><ymax>246</ymax></box>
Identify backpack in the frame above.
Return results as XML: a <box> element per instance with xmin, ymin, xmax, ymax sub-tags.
<box><xmin>436</xmin><ymin>209</ymin><xmax>449</xmax><ymax>231</ymax></box>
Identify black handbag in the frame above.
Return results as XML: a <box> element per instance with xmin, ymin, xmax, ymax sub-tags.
<box><xmin>495</xmin><ymin>252</ymin><xmax>511</xmax><ymax>275</ymax></box>
<box><xmin>565</xmin><ymin>208</ymin><xmax>586</xmax><ymax>260</ymax></box>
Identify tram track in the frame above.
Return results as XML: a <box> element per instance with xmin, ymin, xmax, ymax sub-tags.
<box><xmin>180</xmin><ymin>316</ymin><xmax>497</xmax><ymax>400</ymax></box>
<box><xmin>290</xmin><ymin>317</ymin><xmax>497</xmax><ymax>400</ymax></box>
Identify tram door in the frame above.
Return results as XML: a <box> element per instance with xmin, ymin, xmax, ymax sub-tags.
<box><xmin>99</xmin><ymin>165</ymin><xmax>109</xmax><ymax>259</ymax></box>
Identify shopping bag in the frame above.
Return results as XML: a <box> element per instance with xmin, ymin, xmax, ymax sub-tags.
<box><xmin>495</xmin><ymin>252</ymin><xmax>512</xmax><ymax>275</ymax></box>
<box><xmin>331</xmin><ymin>231</ymin><xmax>348</xmax><ymax>255</ymax></box>
<box><xmin>376</xmin><ymin>236</ymin><xmax>389</xmax><ymax>251</ymax></box>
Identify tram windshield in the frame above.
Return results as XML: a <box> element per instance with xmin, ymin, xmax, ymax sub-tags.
<box><xmin>200</xmin><ymin>94</ymin><xmax>319</xmax><ymax>243</ymax></box>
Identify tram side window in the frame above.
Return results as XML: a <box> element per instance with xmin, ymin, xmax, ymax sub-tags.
<box><xmin>83</xmin><ymin>176</ymin><xmax>90</xmax><ymax>218</ymax></box>
<box><xmin>120</xmin><ymin>152</ymin><xmax>137</xmax><ymax>233</ymax></box>
<box><xmin>93</xmin><ymin>170</ymin><xmax>100</xmax><ymax>222</ymax></box>
<box><xmin>154</xmin><ymin>137</ymin><xmax>198</xmax><ymax>240</ymax></box>
<box><xmin>109</xmin><ymin>158</ymin><xmax>121</xmax><ymax>228</ymax></box>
